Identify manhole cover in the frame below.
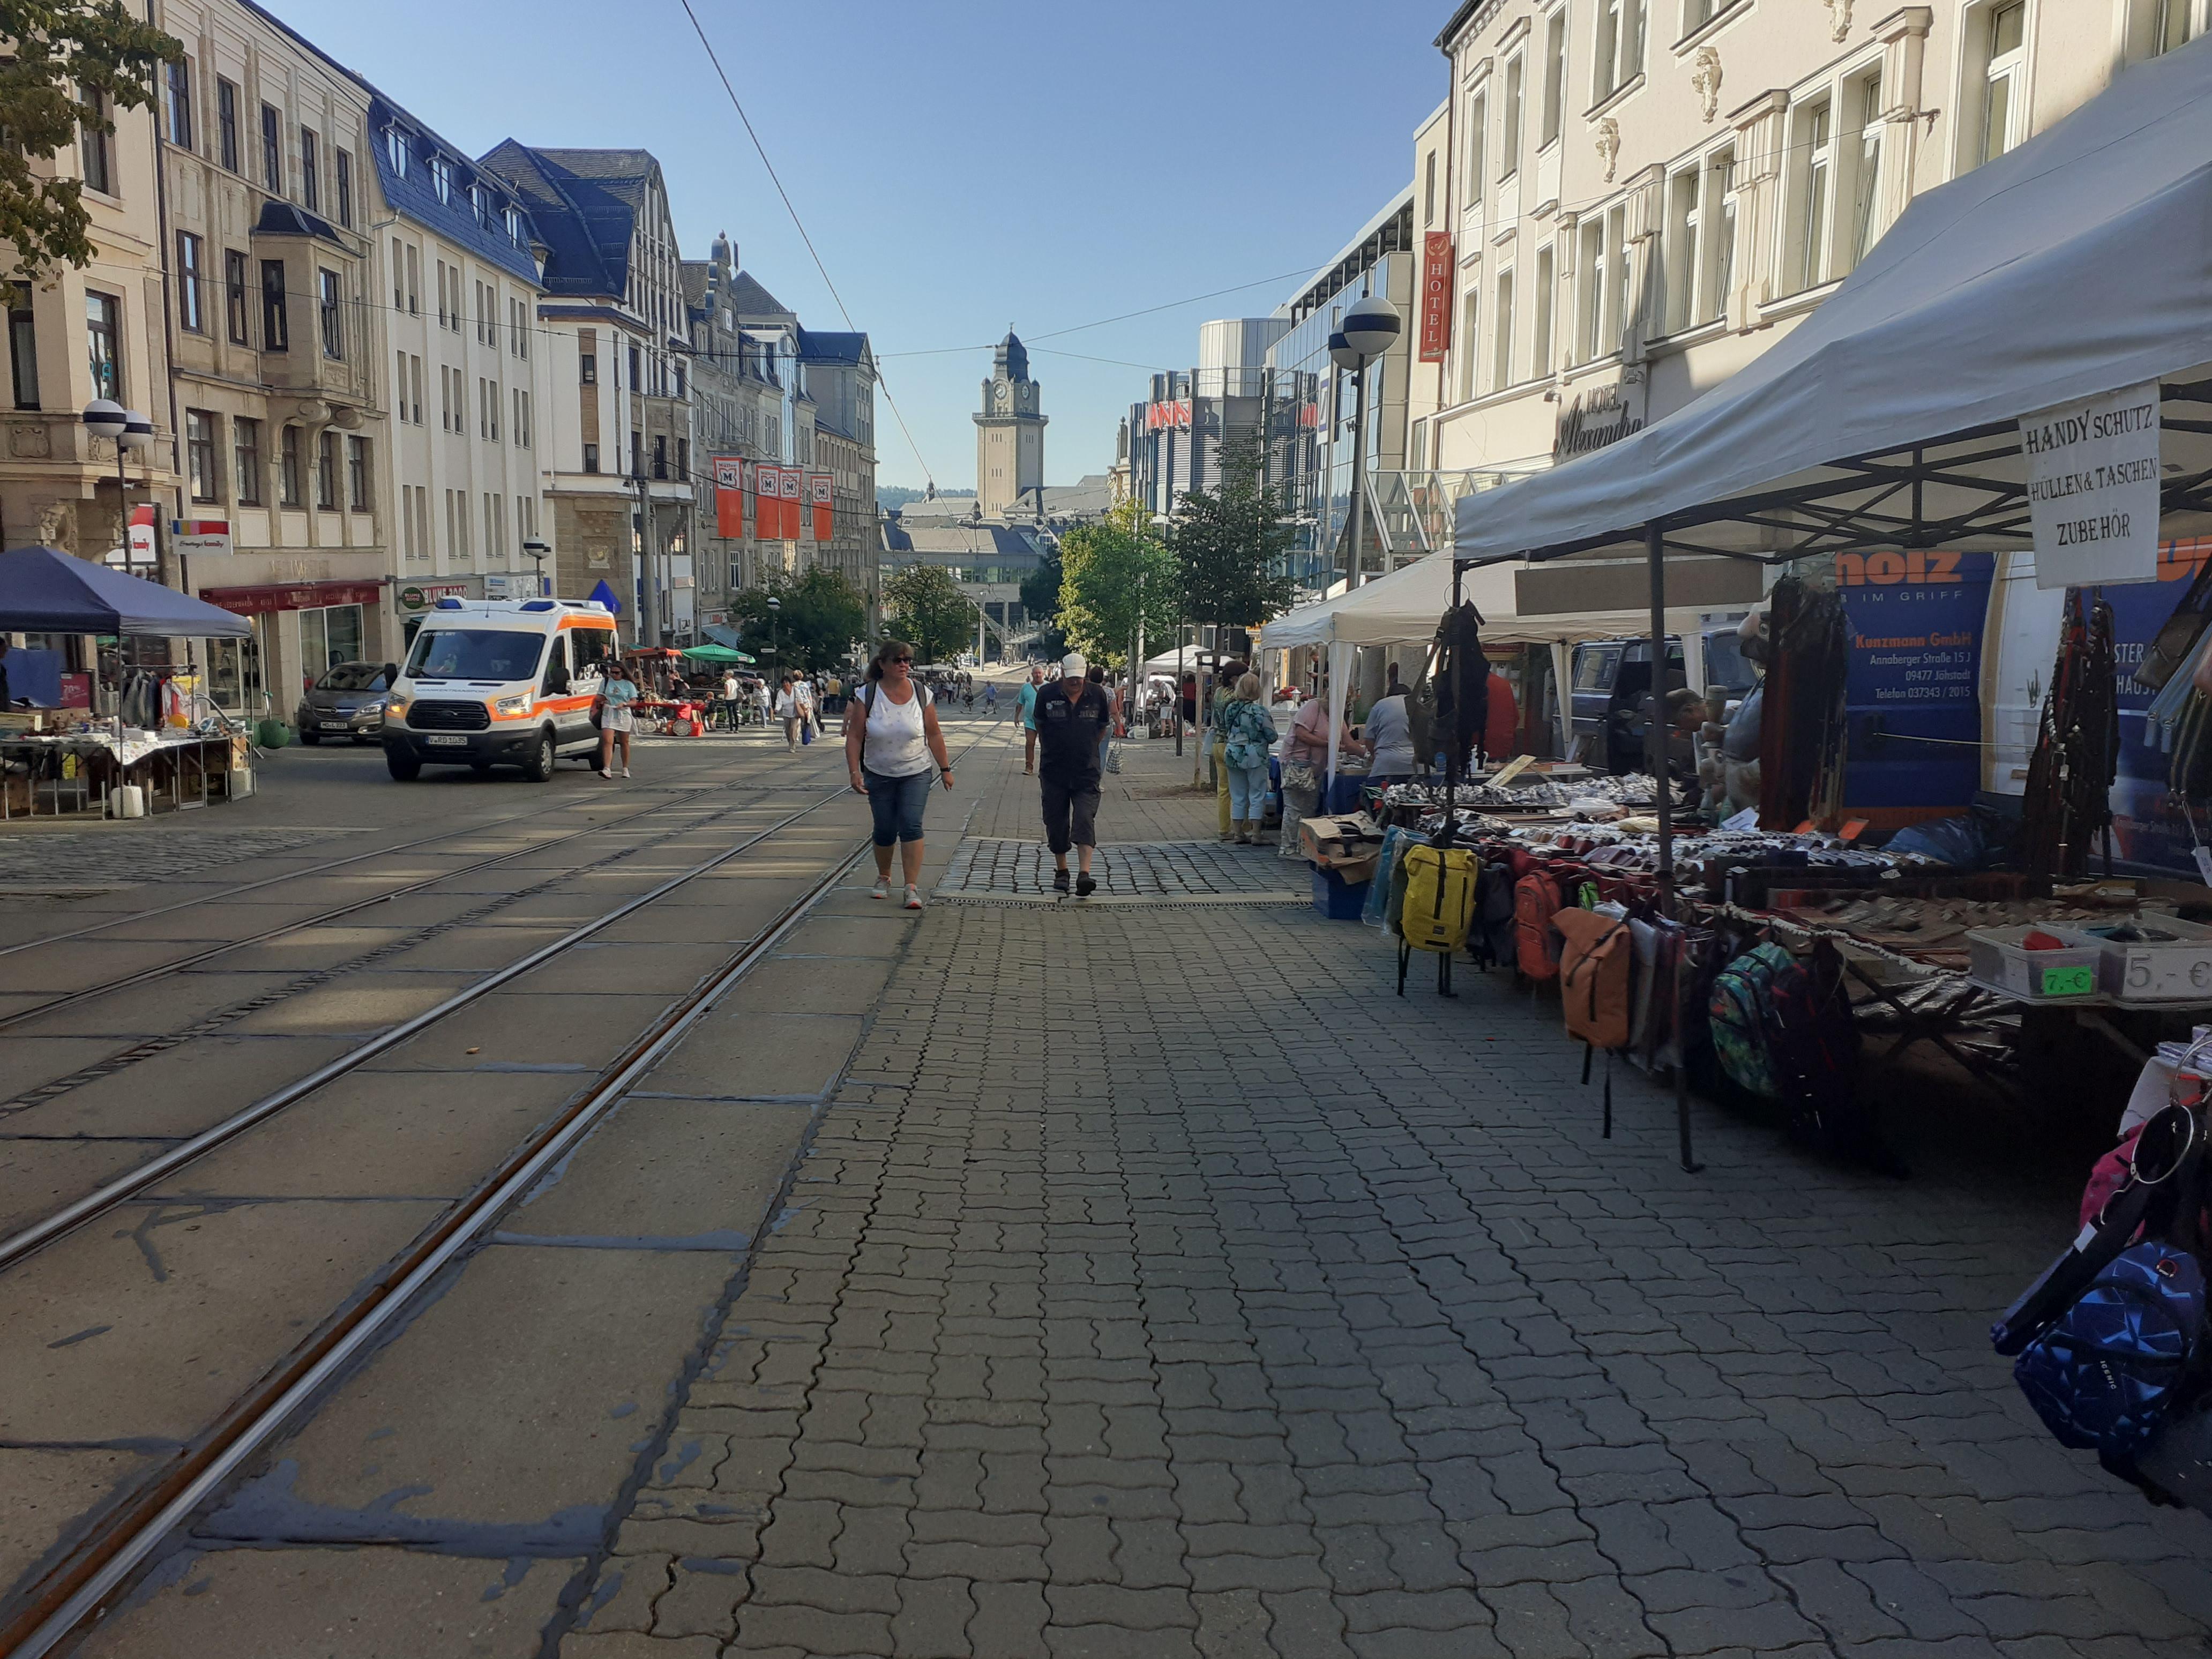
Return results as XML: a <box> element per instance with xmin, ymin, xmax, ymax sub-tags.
<box><xmin>935</xmin><ymin>838</ymin><xmax>1306</xmax><ymax>905</ymax></box>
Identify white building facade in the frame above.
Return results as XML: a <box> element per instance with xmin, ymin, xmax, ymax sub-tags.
<box><xmin>1418</xmin><ymin>0</ymin><xmax>2189</xmax><ymax>485</ymax></box>
<box><xmin>362</xmin><ymin>93</ymin><xmax>552</xmax><ymax>648</ymax></box>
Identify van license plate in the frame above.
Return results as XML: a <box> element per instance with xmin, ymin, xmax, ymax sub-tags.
<box><xmin>424</xmin><ymin>735</ymin><xmax>466</xmax><ymax>746</ymax></box>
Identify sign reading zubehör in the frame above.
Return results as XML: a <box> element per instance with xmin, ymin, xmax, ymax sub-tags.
<box><xmin>2022</xmin><ymin>380</ymin><xmax>2162</xmax><ymax>590</ymax></box>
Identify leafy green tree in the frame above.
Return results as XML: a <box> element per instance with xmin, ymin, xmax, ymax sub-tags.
<box><xmin>1019</xmin><ymin>545</ymin><xmax>1067</xmax><ymax>659</ymax></box>
<box><xmin>729</xmin><ymin>568</ymin><xmax>866</xmax><ymax>672</ymax></box>
<box><xmin>1172</xmin><ymin>434</ymin><xmax>1297</xmax><ymax>645</ymax></box>
<box><xmin>883</xmin><ymin>563</ymin><xmax>976</xmax><ymax>663</ymax></box>
<box><xmin>0</xmin><ymin>3</ymin><xmax>181</xmax><ymax>279</ymax></box>
<box><xmin>1058</xmin><ymin>503</ymin><xmax>1178</xmax><ymax>669</ymax></box>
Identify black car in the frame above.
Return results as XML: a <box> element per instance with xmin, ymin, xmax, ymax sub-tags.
<box><xmin>296</xmin><ymin>661</ymin><xmax>397</xmax><ymax>745</ymax></box>
<box><xmin>1570</xmin><ymin>629</ymin><xmax>1755</xmax><ymax>775</ymax></box>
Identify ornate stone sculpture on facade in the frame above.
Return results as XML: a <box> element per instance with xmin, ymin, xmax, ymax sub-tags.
<box><xmin>1692</xmin><ymin>47</ymin><xmax>1724</xmax><ymax>123</ymax></box>
<box><xmin>1825</xmin><ymin>0</ymin><xmax>1854</xmax><ymax>42</ymax></box>
<box><xmin>1595</xmin><ymin>118</ymin><xmax>1621</xmax><ymax>183</ymax></box>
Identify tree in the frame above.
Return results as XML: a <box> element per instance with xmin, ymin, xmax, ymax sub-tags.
<box><xmin>1018</xmin><ymin>545</ymin><xmax>1067</xmax><ymax>660</ymax></box>
<box><xmin>1172</xmin><ymin>434</ymin><xmax>1297</xmax><ymax>644</ymax></box>
<box><xmin>883</xmin><ymin>563</ymin><xmax>975</xmax><ymax>663</ymax></box>
<box><xmin>1058</xmin><ymin>502</ymin><xmax>1177</xmax><ymax>669</ymax></box>
<box><xmin>0</xmin><ymin>3</ymin><xmax>181</xmax><ymax>280</ymax></box>
<box><xmin>729</xmin><ymin>567</ymin><xmax>866</xmax><ymax>672</ymax></box>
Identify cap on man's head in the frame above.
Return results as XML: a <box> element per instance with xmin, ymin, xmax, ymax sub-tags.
<box><xmin>1061</xmin><ymin>652</ymin><xmax>1088</xmax><ymax>679</ymax></box>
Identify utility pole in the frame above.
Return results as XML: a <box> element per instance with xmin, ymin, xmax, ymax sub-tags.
<box><xmin>634</xmin><ymin>472</ymin><xmax>661</xmax><ymax>648</ymax></box>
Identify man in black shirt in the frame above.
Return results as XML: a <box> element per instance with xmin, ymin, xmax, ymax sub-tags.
<box><xmin>1035</xmin><ymin>651</ymin><xmax>1112</xmax><ymax>896</ymax></box>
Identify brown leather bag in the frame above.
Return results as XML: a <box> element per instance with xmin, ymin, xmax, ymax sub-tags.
<box><xmin>1556</xmin><ymin>909</ymin><xmax>1634</xmax><ymax>1052</ymax></box>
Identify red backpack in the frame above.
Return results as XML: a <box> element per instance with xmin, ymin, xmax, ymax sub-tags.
<box><xmin>1513</xmin><ymin>870</ymin><xmax>1566</xmax><ymax>981</ymax></box>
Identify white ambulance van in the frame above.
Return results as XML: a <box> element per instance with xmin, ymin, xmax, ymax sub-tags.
<box><xmin>381</xmin><ymin>597</ymin><xmax>619</xmax><ymax>781</ymax></box>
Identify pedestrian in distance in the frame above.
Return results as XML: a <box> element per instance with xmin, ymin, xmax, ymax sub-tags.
<box><xmin>846</xmin><ymin>639</ymin><xmax>954</xmax><ymax>911</ymax></box>
<box><xmin>597</xmin><ymin>659</ymin><xmax>638</xmax><ymax>779</ymax></box>
<box><xmin>1017</xmin><ymin>662</ymin><xmax>1045</xmax><ymax>774</ymax></box>
<box><xmin>794</xmin><ymin>674</ymin><xmax>818</xmax><ymax>745</ymax></box>
<box><xmin>1217</xmin><ymin>672</ymin><xmax>1278</xmax><ymax>844</ymax></box>
<box><xmin>984</xmin><ymin>681</ymin><xmax>999</xmax><ymax>717</ymax></box>
<box><xmin>774</xmin><ymin>674</ymin><xmax>803</xmax><ymax>752</ymax></box>
<box><xmin>1035</xmin><ymin>651</ymin><xmax>1113</xmax><ymax>897</ymax></box>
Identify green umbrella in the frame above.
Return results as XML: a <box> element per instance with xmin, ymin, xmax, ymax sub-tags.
<box><xmin>681</xmin><ymin>643</ymin><xmax>757</xmax><ymax>664</ymax></box>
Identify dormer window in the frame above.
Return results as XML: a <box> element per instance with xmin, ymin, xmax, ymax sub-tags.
<box><xmin>429</xmin><ymin>154</ymin><xmax>452</xmax><ymax>204</ymax></box>
<box><xmin>385</xmin><ymin>127</ymin><xmax>408</xmax><ymax>177</ymax></box>
<box><xmin>504</xmin><ymin>206</ymin><xmax>524</xmax><ymax>245</ymax></box>
<box><xmin>469</xmin><ymin>185</ymin><xmax>488</xmax><ymax>225</ymax></box>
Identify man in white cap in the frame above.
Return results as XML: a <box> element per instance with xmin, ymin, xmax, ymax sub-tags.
<box><xmin>1033</xmin><ymin>650</ymin><xmax>1113</xmax><ymax>896</ymax></box>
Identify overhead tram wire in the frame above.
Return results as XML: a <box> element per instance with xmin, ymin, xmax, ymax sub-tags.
<box><xmin>676</xmin><ymin>0</ymin><xmax>936</xmax><ymax>493</ymax></box>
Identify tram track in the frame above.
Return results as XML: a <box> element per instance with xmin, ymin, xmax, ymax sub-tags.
<box><xmin>0</xmin><ymin>726</ymin><xmax>999</xmax><ymax>1655</ymax></box>
<box><xmin>0</xmin><ymin>733</ymin><xmax>806</xmax><ymax>968</ymax></box>
<box><xmin>0</xmin><ymin>773</ymin><xmax>833</xmax><ymax>1043</ymax></box>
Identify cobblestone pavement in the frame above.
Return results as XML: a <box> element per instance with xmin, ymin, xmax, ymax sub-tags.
<box><xmin>938</xmin><ymin>838</ymin><xmax>1304</xmax><ymax>903</ymax></box>
<box><xmin>0</xmin><ymin>824</ymin><xmax>357</xmax><ymax>888</ymax></box>
<box><xmin>561</xmin><ymin>731</ymin><xmax>2212</xmax><ymax>1659</ymax></box>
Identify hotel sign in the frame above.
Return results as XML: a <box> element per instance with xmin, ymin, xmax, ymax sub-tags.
<box><xmin>1553</xmin><ymin>384</ymin><xmax>1645</xmax><ymax>461</ymax></box>
<box><xmin>1418</xmin><ymin>231</ymin><xmax>1454</xmax><ymax>363</ymax></box>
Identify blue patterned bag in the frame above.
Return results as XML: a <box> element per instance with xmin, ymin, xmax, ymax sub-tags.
<box><xmin>2015</xmin><ymin>1242</ymin><xmax>2207</xmax><ymax>1458</ymax></box>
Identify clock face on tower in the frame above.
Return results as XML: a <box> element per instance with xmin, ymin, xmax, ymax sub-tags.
<box><xmin>996</xmin><ymin>383</ymin><xmax>1013</xmax><ymax>410</ymax></box>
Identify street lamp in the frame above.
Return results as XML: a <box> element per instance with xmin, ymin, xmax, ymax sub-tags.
<box><xmin>83</xmin><ymin>400</ymin><xmax>155</xmax><ymax>577</ymax></box>
<box><xmin>1153</xmin><ymin>510</ymin><xmax>1185</xmax><ymax>759</ymax></box>
<box><xmin>1327</xmin><ymin>293</ymin><xmax>1402</xmax><ymax>593</ymax></box>
<box><xmin>522</xmin><ymin>536</ymin><xmax>551</xmax><ymax>599</ymax></box>
<box><xmin>766</xmin><ymin>594</ymin><xmax>782</xmax><ymax>669</ymax></box>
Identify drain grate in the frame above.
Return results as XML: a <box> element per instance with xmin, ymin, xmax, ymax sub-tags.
<box><xmin>935</xmin><ymin>838</ymin><xmax>1306</xmax><ymax>906</ymax></box>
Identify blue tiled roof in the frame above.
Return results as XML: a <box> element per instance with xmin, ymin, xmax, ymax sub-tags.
<box><xmin>363</xmin><ymin>95</ymin><xmax>540</xmax><ymax>289</ymax></box>
<box><xmin>478</xmin><ymin>144</ymin><xmax>660</xmax><ymax>302</ymax></box>
<box><xmin>799</xmin><ymin>328</ymin><xmax>870</xmax><ymax>364</ymax></box>
<box><xmin>253</xmin><ymin>199</ymin><xmax>345</xmax><ymax>243</ymax></box>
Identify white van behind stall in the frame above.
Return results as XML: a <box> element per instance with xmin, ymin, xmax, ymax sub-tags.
<box><xmin>382</xmin><ymin>597</ymin><xmax>618</xmax><ymax>781</ymax></box>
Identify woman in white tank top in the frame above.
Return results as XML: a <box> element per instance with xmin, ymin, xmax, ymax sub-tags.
<box><xmin>845</xmin><ymin>640</ymin><xmax>955</xmax><ymax>909</ymax></box>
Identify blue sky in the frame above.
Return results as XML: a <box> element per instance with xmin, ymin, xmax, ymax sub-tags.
<box><xmin>270</xmin><ymin>0</ymin><xmax>1450</xmax><ymax>491</ymax></box>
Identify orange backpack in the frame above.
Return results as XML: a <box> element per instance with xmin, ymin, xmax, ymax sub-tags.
<box><xmin>1513</xmin><ymin>870</ymin><xmax>1565</xmax><ymax>981</ymax></box>
<box><xmin>1556</xmin><ymin>909</ymin><xmax>1634</xmax><ymax>1052</ymax></box>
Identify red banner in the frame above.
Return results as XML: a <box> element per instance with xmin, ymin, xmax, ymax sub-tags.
<box><xmin>1418</xmin><ymin>231</ymin><xmax>1454</xmax><ymax>363</ymax></box>
<box><xmin>779</xmin><ymin>467</ymin><xmax>803</xmax><ymax>541</ymax></box>
<box><xmin>716</xmin><ymin>487</ymin><xmax>744</xmax><ymax>539</ymax></box>
<box><xmin>753</xmin><ymin>465</ymin><xmax>779</xmax><ymax>539</ymax></box>
<box><xmin>199</xmin><ymin>578</ymin><xmax>385</xmax><ymax>616</ymax></box>
<box><xmin>810</xmin><ymin>473</ymin><xmax>834</xmax><ymax>543</ymax></box>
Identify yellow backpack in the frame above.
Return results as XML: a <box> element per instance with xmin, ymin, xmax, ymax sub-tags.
<box><xmin>1399</xmin><ymin>845</ymin><xmax>1479</xmax><ymax>954</ymax></box>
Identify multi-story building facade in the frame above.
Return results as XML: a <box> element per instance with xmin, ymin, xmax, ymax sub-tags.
<box><xmin>362</xmin><ymin>92</ymin><xmax>552</xmax><ymax>648</ymax></box>
<box><xmin>155</xmin><ymin>0</ymin><xmax>384</xmax><ymax>716</ymax></box>
<box><xmin>476</xmin><ymin>143</ymin><xmax>692</xmax><ymax>645</ymax></box>
<box><xmin>801</xmin><ymin>327</ymin><xmax>878</xmax><ymax>608</ymax></box>
<box><xmin>1418</xmin><ymin>0</ymin><xmax>2188</xmax><ymax>494</ymax></box>
<box><xmin>0</xmin><ymin>37</ymin><xmax>180</xmax><ymax>585</ymax></box>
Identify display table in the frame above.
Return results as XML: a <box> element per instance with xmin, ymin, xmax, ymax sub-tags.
<box><xmin>0</xmin><ymin>729</ymin><xmax>249</xmax><ymax>818</ymax></box>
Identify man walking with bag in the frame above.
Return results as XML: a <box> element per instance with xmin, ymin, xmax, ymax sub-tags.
<box><xmin>1035</xmin><ymin>652</ymin><xmax>1113</xmax><ymax>897</ymax></box>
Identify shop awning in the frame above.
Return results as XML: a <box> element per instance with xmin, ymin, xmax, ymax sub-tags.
<box><xmin>198</xmin><ymin>578</ymin><xmax>384</xmax><ymax>617</ymax></box>
<box><xmin>1453</xmin><ymin>33</ymin><xmax>2212</xmax><ymax>574</ymax></box>
<box><xmin>0</xmin><ymin>544</ymin><xmax>250</xmax><ymax>638</ymax></box>
<box><xmin>1259</xmin><ymin>555</ymin><xmax>1724</xmax><ymax>649</ymax></box>
<box><xmin>681</xmin><ymin>644</ymin><xmax>756</xmax><ymax>664</ymax></box>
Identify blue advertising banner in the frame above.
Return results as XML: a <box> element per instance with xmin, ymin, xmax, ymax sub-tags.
<box><xmin>2106</xmin><ymin>539</ymin><xmax>2211</xmax><ymax>878</ymax></box>
<box><xmin>1836</xmin><ymin>550</ymin><xmax>1994</xmax><ymax>825</ymax></box>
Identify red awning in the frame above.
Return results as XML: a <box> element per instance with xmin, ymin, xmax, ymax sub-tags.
<box><xmin>197</xmin><ymin>578</ymin><xmax>385</xmax><ymax>616</ymax></box>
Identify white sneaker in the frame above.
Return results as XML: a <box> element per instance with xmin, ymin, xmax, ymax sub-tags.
<box><xmin>903</xmin><ymin>886</ymin><xmax>923</xmax><ymax>910</ymax></box>
<box><xmin>622</xmin><ymin>767</ymin><xmax>632</xmax><ymax>778</ymax></box>
<box><xmin>871</xmin><ymin>878</ymin><xmax>889</xmax><ymax>900</ymax></box>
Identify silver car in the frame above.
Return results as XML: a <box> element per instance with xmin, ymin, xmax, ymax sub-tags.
<box><xmin>296</xmin><ymin>660</ymin><xmax>397</xmax><ymax>745</ymax></box>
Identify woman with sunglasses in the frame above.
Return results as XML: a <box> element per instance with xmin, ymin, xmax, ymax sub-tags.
<box><xmin>846</xmin><ymin>639</ymin><xmax>955</xmax><ymax>909</ymax></box>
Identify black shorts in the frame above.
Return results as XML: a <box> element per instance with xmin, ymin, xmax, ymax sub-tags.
<box><xmin>1040</xmin><ymin>776</ymin><xmax>1101</xmax><ymax>854</ymax></box>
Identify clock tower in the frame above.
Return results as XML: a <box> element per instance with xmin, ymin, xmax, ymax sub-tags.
<box><xmin>974</xmin><ymin>331</ymin><xmax>1046</xmax><ymax>520</ymax></box>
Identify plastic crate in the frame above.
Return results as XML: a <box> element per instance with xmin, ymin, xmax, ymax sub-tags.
<box><xmin>1966</xmin><ymin>925</ymin><xmax>2103</xmax><ymax>1000</ymax></box>
<box><xmin>1311</xmin><ymin>864</ymin><xmax>1370</xmax><ymax>921</ymax></box>
<box><xmin>2057</xmin><ymin>916</ymin><xmax>2212</xmax><ymax>1003</ymax></box>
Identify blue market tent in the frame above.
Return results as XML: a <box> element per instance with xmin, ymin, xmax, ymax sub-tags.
<box><xmin>0</xmin><ymin>545</ymin><xmax>250</xmax><ymax>637</ymax></box>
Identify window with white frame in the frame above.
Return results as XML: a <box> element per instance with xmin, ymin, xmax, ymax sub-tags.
<box><xmin>1540</xmin><ymin>9</ymin><xmax>1567</xmax><ymax>147</ymax></box>
<box><xmin>1593</xmin><ymin>0</ymin><xmax>1645</xmax><ymax>102</ymax></box>
<box><xmin>1458</xmin><ymin>287</ymin><xmax>1481</xmax><ymax>401</ymax></box>
<box><xmin>1500</xmin><ymin>55</ymin><xmax>1525</xmax><ymax>180</ymax></box>
<box><xmin>1976</xmin><ymin>2</ymin><xmax>2027</xmax><ymax>167</ymax></box>
<box><xmin>1664</xmin><ymin>166</ymin><xmax>1700</xmax><ymax>333</ymax></box>
<box><xmin>1843</xmin><ymin>66</ymin><xmax>1887</xmax><ymax>274</ymax></box>
<box><xmin>1531</xmin><ymin>245</ymin><xmax>1555</xmax><ymax>377</ymax></box>
<box><xmin>1579</xmin><ymin>218</ymin><xmax>1609</xmax><ymax>362</ymax></box>
<box><xmin>1610</xmin><ymin>205</ymin><xmax>1632</xmax><ymax>348</ymax></box>
<box><xmin>1491</xmin><ymin>268</ymin><xmax>1516</xmax><ymax>391</ymax></box>
<box><xmin>1704</xmin><ymin>147</ymin><xmax>1737</xmax><ymax>323</ymax></box>
<box><xmin>1788</xmin><ymin>95</ymin><xmax>1834</xmax><ymax>293</ymax></box>
<box><xmin>429</xmin><ymin>153</ymin><xmax>452</xmax><ymax>204</ymax></box>
<box><xmin>1465</xmin><ymin>92</ymin><xmax>1488</xmax><ymax>212</ymax></box>
<box><xmin>1424</xmin><ymin>151</ymin><xmax>1438</xmax><ymax>227</ymax></box>
<box><xmin>2157</xmin><ymin>0</ymin><xmax>2202</xmax><ymax>51</ymax></box>
<box><xmin>1684</xmin><ymin>0</ymin><xmax>1721</xmax><ymax>29</ymax></box>
<box><xmin>386</xmin><ymin>128</ymin><xmax>408</xmax><ymax>177</ymax></box>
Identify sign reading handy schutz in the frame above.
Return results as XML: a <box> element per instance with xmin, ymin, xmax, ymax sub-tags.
<box><xmin>2022</xmin><ymin>380</ymin><xmax>2163</xmax><ymax>591</ymax></box>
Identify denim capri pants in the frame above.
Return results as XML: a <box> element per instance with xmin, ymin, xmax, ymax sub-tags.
<box><xmin>865</xmin><ymin>767</ymin><xmax>933</xmax><ymax>846</ymax></box>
